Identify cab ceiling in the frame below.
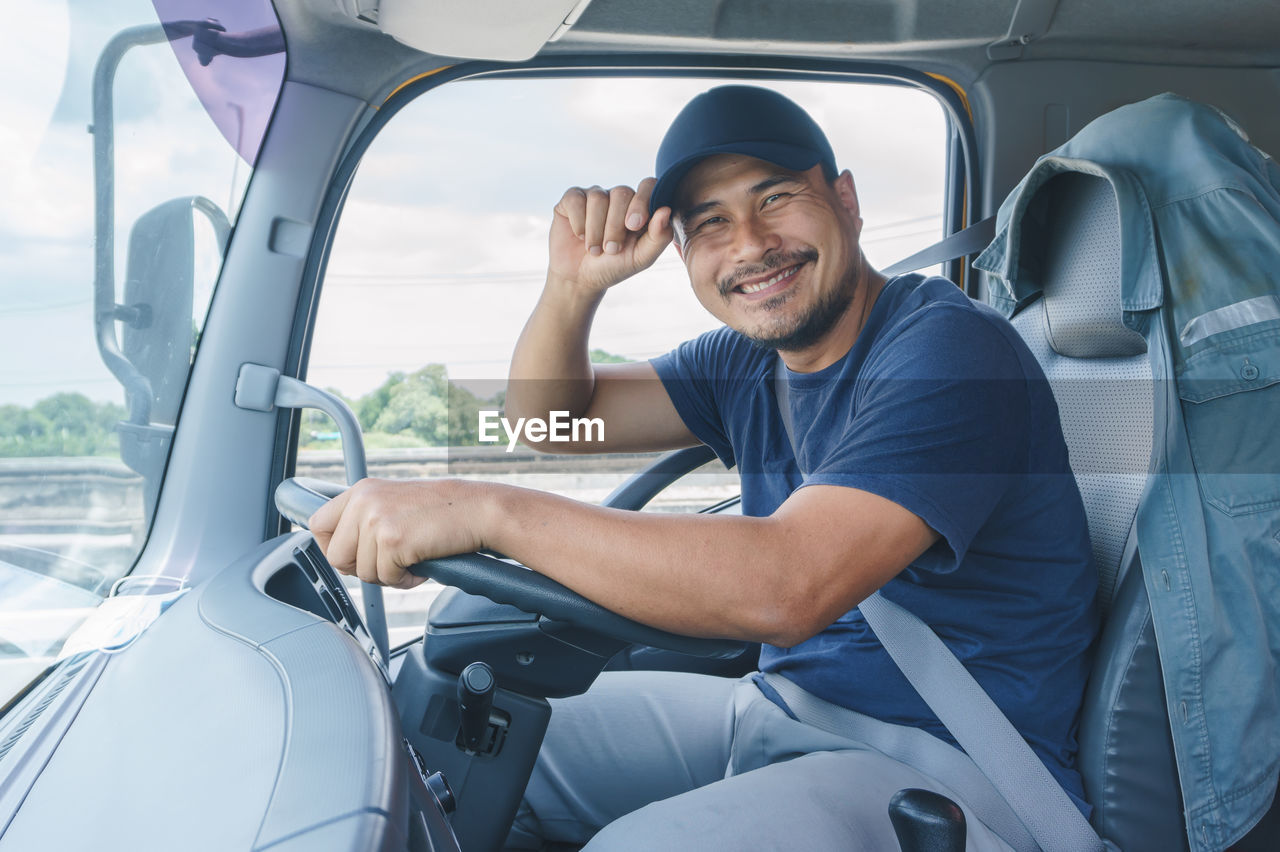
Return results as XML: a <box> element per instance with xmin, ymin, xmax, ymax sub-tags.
<box><xmin>554</xmin><ymin>0</ymin><xmax>1280</xmax><ymax>67</ymax></box>
<box><xmin>282</xmin><ymin>0</ymin><xmax>1280</xmax><ymax>102</ymax></box>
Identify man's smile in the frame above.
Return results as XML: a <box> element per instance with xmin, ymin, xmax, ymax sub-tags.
<box><xmin>718</xmin><ymin>248</ymin><xmax>819</xmax><ymax>302</ymax></box>
<box><xmin>734</xmin><ymin>263</ymin><xmax>804</xmax><ymax>299</ymax></box>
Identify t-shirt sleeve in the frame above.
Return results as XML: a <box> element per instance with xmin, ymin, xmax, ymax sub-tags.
<box><xmin>650</xmin><ymin>329</ymin><xmax>738</xmax><ymax>468</ymax></box>
<box><xmin>802</xmin><ymin>307</ymin><xmax>1032</xmax><ymax>572</ymax></box>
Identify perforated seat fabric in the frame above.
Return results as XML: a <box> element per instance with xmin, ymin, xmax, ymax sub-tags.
<box><xmin>1005</xmin><ymin>173</ymin><xmax>1184</xmax><ymax>850</ymax></box>
<box><xmin>1011</xmin><ymin>173</ymin><xmax>1154</xmax><ymax>610</ymax></box>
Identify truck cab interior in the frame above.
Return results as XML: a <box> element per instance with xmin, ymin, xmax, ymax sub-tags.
<box><xmin>0</xmin><ymin>1</ymin><xmax>1277</xmax><ymax>850</ymax></box>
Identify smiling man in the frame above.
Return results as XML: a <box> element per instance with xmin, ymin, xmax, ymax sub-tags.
<box><xmin>311</xmin><ymin>86</ymin><xmax>1098</xmax><ymax>850</ymax></box>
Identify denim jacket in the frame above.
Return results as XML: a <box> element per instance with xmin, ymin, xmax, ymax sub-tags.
<box><xmin>974</xmin><ymin>93</ymin><xmax>1280</xmax><ymax>851</ymax></box>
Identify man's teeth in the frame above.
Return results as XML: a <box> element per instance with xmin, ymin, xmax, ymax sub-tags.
<box><xmin>739</xmin><ymin>266</ymin><xmax>798</xmax><ymax>294</ymax></box>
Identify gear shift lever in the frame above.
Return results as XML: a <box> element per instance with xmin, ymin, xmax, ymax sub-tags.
<box><xmin>888</xmin><ymin>788</ymin><xmax>967</xmax><ymax>852</ymax></box>
<box><xmin>456</xmin><ymin>662</ymin><xmax>496</xmax><ymax>754</ymax></box>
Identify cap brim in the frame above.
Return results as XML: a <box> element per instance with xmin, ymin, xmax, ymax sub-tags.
<box><xmin>649</xmin><ymin>141</ymin><xmax>825</xmax><ymax>214</ymax></box>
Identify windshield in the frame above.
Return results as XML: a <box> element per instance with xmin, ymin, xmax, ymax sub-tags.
<box><xmin>0</xmin><ymin>0</ymin><xmax>284</xmax><ymax>706</ymax></box>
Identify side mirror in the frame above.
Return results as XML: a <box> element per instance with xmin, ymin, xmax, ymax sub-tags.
<box><xmin>103</xmin><ymin>196</ymin><xmax>228</xmax><ymax>522</ymax></box>
<box><xmin>119</xmin><ymin>196</ymin><xmax>229</xmax><ymax>425</ymax></box>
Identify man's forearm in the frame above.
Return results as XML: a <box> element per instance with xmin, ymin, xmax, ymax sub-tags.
<box><xmin>310</xmin><ymin>478</ymin><xmax>936</xmax><ymax>648</ymax></box>
<box><xmin>508</xmin><ymin>180</ymin><xmax>672</xmax><ymax>424</ymax></box>
<box><xmin>505</xmin><ymin>276</ymin><xmax>604</xmax><ymax>422</ymax></box>
<box><xmin>471</xmin><ymin>481</ymin><xmax>935</xmax><ymax>647</ymax></box>
<box><xmin>478</xmin><ymin>479</ymin><xmax>803</xmax><ymax>644</ymax></box>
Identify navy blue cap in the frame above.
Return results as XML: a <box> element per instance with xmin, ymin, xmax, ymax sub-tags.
<box><xmin>649</xmin><ymin>86</ymin><xmax>837</xmax><ymax>214</ymax></box>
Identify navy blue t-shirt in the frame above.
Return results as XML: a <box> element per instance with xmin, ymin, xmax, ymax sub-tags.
<box><xmin>651</xmin><ymin>274</ymin><xmax>1098</xmax><ymax>810</ymax></box>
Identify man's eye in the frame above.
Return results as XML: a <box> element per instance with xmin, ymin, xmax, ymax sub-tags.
<box><xmin>692</xmin><ymin>216</ymin><xmax>726</xmax><ymax>233</ymax></box>
<box><xmin>763</xmin><ymin>192</ymin><xmax>789</xmax><ymax>206</ymax></box>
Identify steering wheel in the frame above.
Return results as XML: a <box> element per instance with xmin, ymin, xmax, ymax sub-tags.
<box><xmin>274</xmin><ymin>467</ymin><xmax>744</xmax><ymax>660</ymax></box>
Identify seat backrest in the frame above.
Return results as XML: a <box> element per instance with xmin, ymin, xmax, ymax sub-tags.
<box><xmin>1005</xmin><ymin>171</ymin><xmax>1188</xmax><ymax>851</ymax></box>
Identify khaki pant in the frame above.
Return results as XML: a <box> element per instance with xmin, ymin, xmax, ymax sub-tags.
<box><xmin>507</xmin><ymin>671</ymin><xmax>1021</xmax><ymax>851</ymax></box>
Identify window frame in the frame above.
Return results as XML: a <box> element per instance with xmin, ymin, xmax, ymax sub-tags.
<box><xmin>269</xmin><ymin>56</ymin><xmax>977</xmax><ymax>537</ymax></box>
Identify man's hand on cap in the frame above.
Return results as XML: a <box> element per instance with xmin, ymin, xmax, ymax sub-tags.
<box><xmin>548</xmin><ymin>178</ymin><xmax>673</xmax><ymax>294</ymax></box>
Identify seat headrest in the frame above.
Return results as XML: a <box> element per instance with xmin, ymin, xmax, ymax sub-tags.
<box><xmin>1032</xmin><ymin>172</ymin><xmax>1147</xmax><ymax>359</ymax></box>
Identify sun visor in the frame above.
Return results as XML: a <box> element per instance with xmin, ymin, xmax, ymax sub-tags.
<box><xmin>376</xmin><ymin>0</ymin><xmax>594</xmax><ymax>61</ymax></box>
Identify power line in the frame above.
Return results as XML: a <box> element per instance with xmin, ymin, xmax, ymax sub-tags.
<box><xmin>322</xmin><ymin>214</ymin><xmax>944</xmax><ymax>287</ymax></box>
<box><xmin>862</xmin><ymin>226</ymin><xmax>944</xmax><ymax>245</ymax></box>
<box><xmin>863</xmin><ymin>213</ymin><xmax>943</xmax><ymax>231</ymax></box>
<box><xmin>0</xmin><ymin>376</ymin><xmax>118</xmax><ymax>389</ymax></box>
<box><xmin>2</xmin><ymin>297</ymin><xmax>92</xmax><ymax>314</ymax></box>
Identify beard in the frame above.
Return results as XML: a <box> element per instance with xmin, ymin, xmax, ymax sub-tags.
<box><xmin>746</xmin><ymin>280</ymin><xmax>856</xmax><ymax>351</ymax></box>
<box><xmin>719</xmin><ymin>251</ymin><xmax>858</xmax><ymax>352</ymax></box>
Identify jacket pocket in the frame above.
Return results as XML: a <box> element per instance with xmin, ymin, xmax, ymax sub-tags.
<box><xmin>1178</xmin><ymin>325</ymin><xmax>1280</xmax><ymax>516</ymax></box>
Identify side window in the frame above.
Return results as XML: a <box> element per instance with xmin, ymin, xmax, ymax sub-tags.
<box><xmin>0</xmin><ymin>0</ymin><xmax>284</xmax><ymax>697</ymax></box>
<box><xmin>306</xmin><ymin>76</ymin><xmax>948</xmax><ymax>646</ymax></box>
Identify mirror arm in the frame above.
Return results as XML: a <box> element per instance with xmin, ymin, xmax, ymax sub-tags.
<box><xmin>191</xmin><ymin>195</ymin><xmax>232</xmax><ymax>254</ymax></box>
<box><xmin>161</xmin><ymin>19</ymin><xmax>286</xmax><ymax>65</ymax></box>
<box><xmin>92</xmin><ymin>25</ymin><xmax>170</xmax><ymax>426</ymax></box>
<box><xmin>91</xmin><ymin>26</ymin><xmax>237</xmax><ymax>427</ymax></box>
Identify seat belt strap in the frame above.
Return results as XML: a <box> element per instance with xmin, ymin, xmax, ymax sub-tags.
<box><xmin>856</xmin><ymin>594</ymin><xmax>1104</xmax><ymax>852</ymax></box>
<box><xmin>771</xmin><ymin>361</ymin><xmax>1104</xmax><ymax>852</ymax></box>
<box><xmin>759</xmin><ymin>671</ymin><xmax>1039</xmax><ymax>852</ymax></box>
<box><xmin>880</xmin><ymin>215</ymin><xmax>997</xmax><ymax>276</ymax></box>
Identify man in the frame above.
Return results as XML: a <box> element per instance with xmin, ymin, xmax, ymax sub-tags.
<box><xmin>311</xmin><ymin>86</ymin><xmax>1098</xmax><ymax>850</ymax></box>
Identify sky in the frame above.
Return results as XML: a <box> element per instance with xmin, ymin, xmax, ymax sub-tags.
<box><xmin>0</xmin><ymin>1</ymin><xmax>947</xmax><ymax>409</ymax></box>
<box><xmin>0</xmin><ymin>0</ymin><xmax>252</xmax><ymax>409</ymax></box>
<box><xmin>309</xmin><ymin>77</ymin><xmax>947</xmax><ymax>399</ymax></box>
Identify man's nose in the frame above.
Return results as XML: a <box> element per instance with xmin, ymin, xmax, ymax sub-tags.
<box><xmin>728</xmin><ymin>214</ymin><xmax>781</xmax><ymax>264</ymax></box>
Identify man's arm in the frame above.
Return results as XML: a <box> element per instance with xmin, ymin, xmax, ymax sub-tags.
<box><xmin>505</xmin><ymin>179</ymin><xmax>698</xmax><ymax>453</ymax></box>
<box><xmin>310</xmin><ymin>478</ymin><xmax>939</xmax><ymax>648</ymax></box>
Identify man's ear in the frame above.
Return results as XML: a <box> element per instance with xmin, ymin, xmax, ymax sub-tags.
<box><xmin>832</xmin><ymin>169</ymin><xmax>863</xmax><ymax>238</ymax></box>
<box><xmin>833</xmin><ymin>169</ymin><xmax>860</xmax><ymax>216</ymax></box>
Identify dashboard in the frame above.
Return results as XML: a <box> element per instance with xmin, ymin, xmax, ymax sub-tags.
<box><xmin>0</xmin><ymin>532</ymin><xmax>458</xmax><ymax>852</ymax></box>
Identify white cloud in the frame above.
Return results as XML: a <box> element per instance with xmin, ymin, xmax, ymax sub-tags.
<box><xmin>4</xmin><ymin>50</ymin><xmax>953</xmax><ymax>407</ymax></box>
<box><xmin>326</xmin><ymin>201</ymin><xmax>550</xmax><ymax>277</ymax></box>
<box><xmin>306</xmin><ymin>75</ymin><xmax>951</xmax><ymax>399</ymax></box>
<box><xmin>0</xmin><ymin>2</ymin><xmax>69</xmax><ymax>194</ymax></box>
<box><xmin>310</xmin><ymin>199</ymin><xmax>718</xmax><ymax>398</ymax></box>
<box><xmin>0</xmin><ymin>11</ymin><xmax>248</xmax><ymax>406</ymax></box>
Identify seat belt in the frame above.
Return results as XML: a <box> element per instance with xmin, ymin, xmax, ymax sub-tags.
<box><xmin>772</xmin><ymin>361</ymin><xmax>1105</xmax><ymax>852</ymax></box>
<box><xmin>881</xmin><ymin>215</ymin><xmax>997</xmax><ymax>276</ymax></box>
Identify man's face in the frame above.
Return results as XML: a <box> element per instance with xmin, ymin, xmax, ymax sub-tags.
<box><xmin>673</xmin><ymin>154</ymin><xmax>865</xmax><ymax>351</ymax></box>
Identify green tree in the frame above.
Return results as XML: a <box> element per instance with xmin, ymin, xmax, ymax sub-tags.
<box><xmin>446</xmin><ymin>381</ymin><xmax>509</xmax><ymax>447</ymax></box>
<box><xmin>0</xmin><ymin>393</ymin><xmax>126</xmax><ymax>457</ymax></box>
<box><xmin>357</xmin><ymin>370</ymin><xmax>404</xmax><ymax>431</ymax></box>
<box><xmin>589</xmin><ymin>348</ymin><xmax>632</xmax><ymax>364</ymax></box>
<box><xmin>295</xmin><ymin>365</ymin><xmax>514</xmax><ymax>450</ymax></box>
<box><xmin>370</xmin><ymin>365</ymin><xmax>451</xmax><ymax>445</ymax></box>
<box><xmin>0</xmin><ymin>404</ymin><xmax>34</xmax><ymax>456</ymax></box>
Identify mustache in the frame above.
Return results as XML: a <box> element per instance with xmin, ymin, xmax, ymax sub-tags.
<box><xmin>718</xmin><ymin>249</ymin><xmax>819</xmax><ymax>298</ymax></box>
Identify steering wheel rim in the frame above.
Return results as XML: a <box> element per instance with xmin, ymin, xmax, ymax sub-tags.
<box><xmin>275</xmin><ymin>476</ymin><xmax>745</xmax><ymax>659</ymax></box>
